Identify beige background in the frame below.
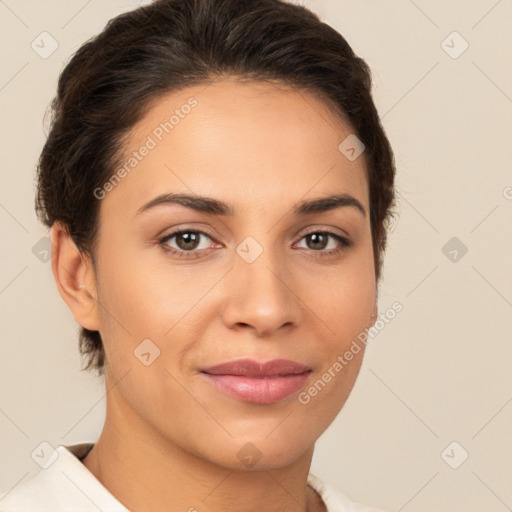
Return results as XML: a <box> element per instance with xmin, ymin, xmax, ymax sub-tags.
<box><xmin>1</xmin><ymin>1</ymin><xmax>511</xmax><ymax>511</ymax></box>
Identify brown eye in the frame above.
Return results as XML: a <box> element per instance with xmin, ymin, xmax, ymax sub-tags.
<box><xmin>304</xmin><ymin>232</ymin><xmax>329</xmax><ymax>250</ymax></box>
<box><xmin>160</xmin><ymin>230</ymin><xmax>214</xmax><ymax>255</ymax></box>
<box><xmin>173</xmin><ymin>231</ymin><xmax>201</xmax><ymax>251</ymax></box>
<box><xmin>295</xmin><ymin>231</ymin><xmax>351</xmax><ymax>256</ymax></box>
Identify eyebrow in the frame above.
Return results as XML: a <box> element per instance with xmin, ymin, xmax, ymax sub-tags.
<box><xmin>136</xmin><ymin>192</ymin><xmax>366</xmax><ymax>218</ymax></box>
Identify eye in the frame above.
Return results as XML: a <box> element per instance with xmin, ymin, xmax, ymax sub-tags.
<box><xmin>158</xmin><ymin>229</ymin><xmax>351</xmax><ymax>259</ymax></box>
<box><xmin>159</xmin><ymin>229</ymin><xmax>216</xmax><ymax>258</ymax></box>
<box><xmin>295</xmin><ymin>231</ymin><xmax>351</xmax><ymax>258</ymax></box>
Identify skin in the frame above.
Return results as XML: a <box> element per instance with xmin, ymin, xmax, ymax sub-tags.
<box><xmin>51</xmin><ymin>78</ymin><xmax>378</xmax><ymax>512</ymax></box>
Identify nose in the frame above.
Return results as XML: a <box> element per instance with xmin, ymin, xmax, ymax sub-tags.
<box><xmin>219</xmin><ymin>248</ymin><xmax>302</xmax><ymax>338</ymax></box>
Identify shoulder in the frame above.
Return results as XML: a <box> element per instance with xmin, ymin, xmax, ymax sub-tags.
<box><xmin>307</xmin><ymin>473</ymin><xmax>389</xmax><ymax>512</ymax></box>
<box><xmin>0</xmin><ymin>443</ymin><xmax>127</xmax><ymax>512</ymax></box>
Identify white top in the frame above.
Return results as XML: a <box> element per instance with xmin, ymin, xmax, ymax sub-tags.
<box><xmin>0</xmin><ymin>442</ymin><xmax>387</xmax><ymax>512</ymax></box>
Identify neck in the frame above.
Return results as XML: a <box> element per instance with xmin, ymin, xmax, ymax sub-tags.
<box><xmin>82</xmin><ymin>381</ymin><xmax>326</xmax><ymax>512</ymax></box>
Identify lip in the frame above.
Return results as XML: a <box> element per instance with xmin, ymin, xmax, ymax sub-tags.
<box><xmin>200</xmin><ymin>358</ymin><xmax>312</xmax><ymax>404</ymax></box>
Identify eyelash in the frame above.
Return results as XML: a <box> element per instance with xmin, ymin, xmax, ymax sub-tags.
<box><xmin>157</xmin><ymin>229</ymin><xmax>352</xmax><ymax>260</ymax></box>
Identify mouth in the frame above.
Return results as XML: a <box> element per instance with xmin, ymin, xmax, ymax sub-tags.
<box><xmin>200</xmin><ymin>358</ymin><xmax>313</xmax><ymax>404</ymax></box>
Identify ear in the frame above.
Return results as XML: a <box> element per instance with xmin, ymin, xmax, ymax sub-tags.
<box><xmin>50</xmin><ymin>222</ymin><xmax>100</xmax><ymax>331</ymax></box>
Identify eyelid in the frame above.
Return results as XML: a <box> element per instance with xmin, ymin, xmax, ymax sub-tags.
<box><xmin>298</xmin><ymin>225</ymin><xmax>350</xmax><ymax>239</ymax></box>
<box><xmin>158</xmin><ymin>224</ymin><xmax>350</xmax><ymax>246</ymax></box>
<box><xmin>159</xmin><ymin>228</ymin><xmax>219</xmax><ymax>248</ymax></box>
<box><xmin>158</xmin><ymin>225</ymin><xmax>352</xmax><ymax>260</ymax></box>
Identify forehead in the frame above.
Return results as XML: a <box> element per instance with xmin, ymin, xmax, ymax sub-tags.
<box><xmin>102</xmin><ymin>78</ymin><xmax>369</xmax><ymax>217</ymax></box>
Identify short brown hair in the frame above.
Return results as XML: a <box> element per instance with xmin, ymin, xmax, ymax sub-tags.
<box><xmin>35</xmin><ymin>0</ymin><xmax>397</xmax><ymax>376</ymax></box>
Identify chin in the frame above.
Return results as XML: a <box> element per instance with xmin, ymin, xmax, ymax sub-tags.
<box><xmin>201</xmin><ymin>433</ymin><xmax>315</xmax><ymax>471</ymax></box>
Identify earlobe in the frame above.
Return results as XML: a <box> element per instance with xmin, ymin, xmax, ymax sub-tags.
<box><xmin>50</xmin><ymin>222</ymin><xmax>100</xmax><ymax>331</ymax></box>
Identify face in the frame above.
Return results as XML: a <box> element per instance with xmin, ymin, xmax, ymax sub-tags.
<box><xmin>91</xmin><ymin>78</ymin><xmax>376</xmax><ymax>469</ymax></box>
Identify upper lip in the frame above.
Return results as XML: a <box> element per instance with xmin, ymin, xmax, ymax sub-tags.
<box><xmin>201</xmin><ymin>358</ymin><xmax>312</xmax><ymax>377</ymax></box>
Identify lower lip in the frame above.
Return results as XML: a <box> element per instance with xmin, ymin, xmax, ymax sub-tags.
<box><xmin>202</xmin><ymin>372</ymin><xmax>311</xmax><ymax>404</ymax></box>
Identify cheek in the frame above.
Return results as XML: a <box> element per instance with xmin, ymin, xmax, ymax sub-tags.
<box><xmin>93</xmin><ymin>245</ymin><xmax>219</xmax><ymax>380</ymax></box>
<box><xmin>310</xmin><ymin>251</ymin><xmax>376</xmax><ymax>347</ymax></box>
<box><xmin>298</xmin><ymin>280</ymin><xmax>372</xmax><ymax>420</ymax></box>
<box><xmin>95</xmin><ymin>242</ymin><xmax>199</xmax><ymax>338</ymax></box>
<box><xmin>311</xmin><ymin>283</ymin><xmax>371</xmax><ymax>390</ymax></box>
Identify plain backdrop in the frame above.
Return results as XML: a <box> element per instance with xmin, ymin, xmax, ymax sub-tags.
<box><xmin>1</xmin><ymin>1</ymin><xmax>511</xmax><ymax>511</ymax></box>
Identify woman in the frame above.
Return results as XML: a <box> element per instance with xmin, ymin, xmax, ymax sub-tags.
<box><xmin>0</xmin><ymin>0</ymin><xmax>396</xmax><ymax>510</ymax></box>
